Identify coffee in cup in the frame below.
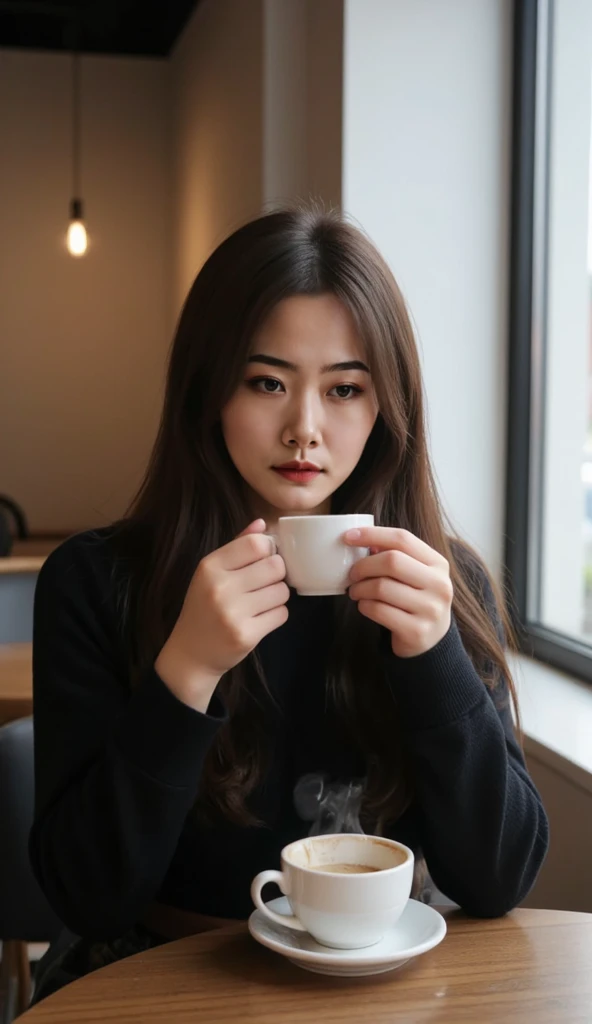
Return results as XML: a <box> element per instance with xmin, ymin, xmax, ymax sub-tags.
<box><xmin>251</xmin><ymin>833</ymin><xmax>414</xmax><ymax>949</ymax></box>
<box><xmin>315</xmin><ymin>863</ymin><xmax>381</xmax><ymax>874</ymax></box>
<box><xmin>268</xmin><ymin>513</ymin><xmax>374</xmax><ymax>596</ymax></box>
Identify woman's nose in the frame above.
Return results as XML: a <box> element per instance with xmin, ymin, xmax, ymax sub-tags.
<box><xmin>281</xmin><ymin>396</ymin><xmax>322</xmax><ymax>449</ymax></box>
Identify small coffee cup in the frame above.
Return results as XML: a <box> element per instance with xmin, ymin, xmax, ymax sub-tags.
<box><xmin>268</xmin><ymin>513</ymin><xmax>374</xmax><ymax>596</ymax></box>
<box><xmin>251</xmin><ymin>833</ymin><xmax>414</xmax><ymax>950</ymax></box>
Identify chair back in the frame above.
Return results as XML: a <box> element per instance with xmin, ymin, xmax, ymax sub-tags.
<box><xmin>0</xmin><ymin>717</ymin><xmax>61</xmax><ymax>941</ymax></box>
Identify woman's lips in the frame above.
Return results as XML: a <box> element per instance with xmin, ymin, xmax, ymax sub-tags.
<box><xmin>272</xmin><ymin>468</ymin><xmax>323</xmax><ymax>483</ymax></box>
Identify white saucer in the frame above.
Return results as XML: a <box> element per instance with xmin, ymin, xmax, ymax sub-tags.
<box><xmin>248</xmin><ymin>897</ymin><xmax>446</xmax><ymax>977</ymax></box>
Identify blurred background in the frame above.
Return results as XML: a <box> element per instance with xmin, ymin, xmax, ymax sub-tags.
<box><xmin>0</xmin><ymin>0</ymin><xmax>507</xmax><ymax>569</ymax></box>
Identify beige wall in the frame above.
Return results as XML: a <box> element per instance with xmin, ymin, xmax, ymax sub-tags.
<box><xmin>172</xmin><ymin>0</ymin><xmax>343</xmax><ymax>315</ymax></box>
<box><xmin>0</xmin><ymin>50</ymin><xmax>170</xmax><ymax>533</ymax></box>
<box><xmin>305</xmin><ymin>0</ymin><xmax>343</xmax><ymax>209</ymax></box>
<box><xmin>170</xmin><ymin>0</ymin><xmax>265</xmax><ymax>312</ymax></box>
<box><xmin>263</xmin><ymin>0</ymin><xmax>343</xmax><ymax>211</ymax></box>
<box><xmin>263</xmin><ymin>0</ymin><xmax>309</xmax><ymax>205</ymax></box>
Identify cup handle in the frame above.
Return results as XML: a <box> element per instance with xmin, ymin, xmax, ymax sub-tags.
<box><xmin>250</xmin><ymin>870</ymin><xmax>306</xmax><ymax>931</ymax></box>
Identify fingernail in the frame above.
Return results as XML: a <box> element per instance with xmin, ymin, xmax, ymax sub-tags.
<box><xmin>345</xmin><ymin>529</ymin><xmax>361</xmax><ymax>541</ymax></box>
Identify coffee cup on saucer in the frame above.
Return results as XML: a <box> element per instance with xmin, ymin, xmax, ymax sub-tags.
<box><xmin>250</xmin><ymin>833</ymin><xmax>414</xmax><ymax>950</ymax></box>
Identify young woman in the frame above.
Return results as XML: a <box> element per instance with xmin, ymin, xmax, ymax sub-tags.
<box><xmin>30</xmin><ymin>206</ymin><xmax>548</xmax><ymax>999</ymax></box>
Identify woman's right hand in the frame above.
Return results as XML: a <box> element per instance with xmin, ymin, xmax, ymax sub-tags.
<box><xmin>155</xmin><ymin>519</ymin><xmax>289</xmax><ymax>712</ymax></box>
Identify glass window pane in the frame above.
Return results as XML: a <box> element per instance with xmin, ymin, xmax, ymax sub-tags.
<box><xmin>533</xmin><ymin>0</ymin><xmax>592</xmax><ymax>641</ymax></box>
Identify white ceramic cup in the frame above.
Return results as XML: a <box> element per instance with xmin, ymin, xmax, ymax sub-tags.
<box><xmin>250</xmin><ymin>833</ymin><xmax>414</xmax><ymax>950</ymax></box>
<box><xmin>268</xmin><ymin>514</ymin><xmax>374</xmax><ymax>596</ymax></box>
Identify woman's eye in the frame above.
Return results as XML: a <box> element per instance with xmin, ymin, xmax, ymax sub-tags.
<box><xmin>247</xmin><ymin>377</ymin><xmax>284</xmax><ymax>393</ymax></box>
<box><xmin>329</xmin><ymin>384</ymin><xmax>363</xmax><ymax>399</ymax></box>
<box><xmin>246</xmin><ymin>378</ymin><xmax>363</xmax><ymax>399</ymax></box>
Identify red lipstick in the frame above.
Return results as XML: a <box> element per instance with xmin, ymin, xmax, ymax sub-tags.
<box><xmin>272</xmin><ymin>460</ymin><xmax>323</xmax><ymax>483</ymax></box>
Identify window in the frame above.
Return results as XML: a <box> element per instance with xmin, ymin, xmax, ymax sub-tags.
<box><xmin>506</xmin><ymin>0</ymin><xmax>592</xmax><ymax>679</ymax></box>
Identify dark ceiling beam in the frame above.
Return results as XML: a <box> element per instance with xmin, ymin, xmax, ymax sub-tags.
<box><xmin>0</xmin><ymin>0</ymin><xmax>199</xmax><ymax>57</ymax></box>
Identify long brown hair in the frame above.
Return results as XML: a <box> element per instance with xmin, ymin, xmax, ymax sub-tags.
<box><xmin>115</xmin><ymin>205</ymin><xmax>518</xmax><ymax>830</ymax></box>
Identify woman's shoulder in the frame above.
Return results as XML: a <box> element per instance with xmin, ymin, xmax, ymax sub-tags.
<box><xmin>34</xmin><ymin>526</ymin><xmax>140</xmax><ymax>658</ymax></box>
<box><xmin>36</xmin><ymin>526</ymin><xmax>128</xmax><ymax>611</ymax></box>
<box><xmin>40</xmin><ymin>526</ymin><xmax>117</xmax><ymax>577</ymax></box>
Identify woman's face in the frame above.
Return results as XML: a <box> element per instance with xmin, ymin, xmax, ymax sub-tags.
<box><xmin>221</xmin><ymin>294</ymin><xmax>379</xmax><ymax>526</ymax></box>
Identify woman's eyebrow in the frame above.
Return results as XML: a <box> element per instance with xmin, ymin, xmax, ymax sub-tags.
<box><xmin>247</xmin><ymin>354</ymin><xmax>370</xmax><ymax>373</ymax></box>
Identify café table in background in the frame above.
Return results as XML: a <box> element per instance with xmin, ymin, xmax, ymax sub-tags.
<box><xmin>0</xmin><ymin>537</ymin><xmax>61</xmax><ymax>645</ymax></box>
<box><xmin>0</xmin><ymin>538</ymin><xmax>62</xmax><ymax>723</ymax></box>
<box><xmin>0</xmin><ymin>643</ymin><xmax>32</xmax><ymax>726</ymax></box>
<box><xmin>18</xmin><ymin>907</ymin><xmax>592</xmax><ymax>1022</ymax></box>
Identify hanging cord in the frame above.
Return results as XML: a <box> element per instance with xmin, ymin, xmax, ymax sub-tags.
<box><xmin>71</xmin><ymin>47</ymin><xmax>81</xmax><ymax>202</ymax></box>
<box><xmin>64</xmin><ymin>13</ymin><xmax>83</xmax><ymax>220</ymax></box>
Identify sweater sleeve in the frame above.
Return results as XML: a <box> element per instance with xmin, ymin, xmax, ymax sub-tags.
<box><xmin>29</xmin><ymin>535</ymin><xmax>225</xmax><ymax>940</ymax></box>
<box><xmin>385</xmin><ymin>561</ymin><xmax>549</xmax><ymax>918</ymax></box>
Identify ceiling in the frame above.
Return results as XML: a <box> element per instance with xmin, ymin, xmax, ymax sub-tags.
<box><xmin>0</xmin><ymin>0</ymin><xmax>201</xmax><ymax>57</ymax></box>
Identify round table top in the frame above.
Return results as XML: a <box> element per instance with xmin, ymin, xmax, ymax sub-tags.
<box><xmin>20</xmin><ymin>907</ymin><xmax>592</xmax><ymax>1023</ymax></box>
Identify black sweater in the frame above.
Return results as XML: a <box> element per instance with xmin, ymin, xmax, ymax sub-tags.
<box><xmin>29</xmin><ymin>530</ymin><xmax>548</xmax><ymax>940</ymax></box>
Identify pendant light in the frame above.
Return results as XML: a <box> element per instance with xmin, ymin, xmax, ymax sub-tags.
<box><xmin>66</xmin><ymin>48</ymin><xmax>88</xmax><ymax>257</ymax></box>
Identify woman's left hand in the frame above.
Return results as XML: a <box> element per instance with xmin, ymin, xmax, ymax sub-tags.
<box><xmin>345</xmin><ymin>527</ymin><xmax>453</xmax><ymax>658</ymax></box>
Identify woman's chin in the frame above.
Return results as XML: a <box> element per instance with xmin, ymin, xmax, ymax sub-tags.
<box><xmin>258</xmin><ymin>483</ymin><xmax>332</xmax><ymax>516</ymax></box>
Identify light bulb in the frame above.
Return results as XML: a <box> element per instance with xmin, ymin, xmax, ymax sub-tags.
<box><xmin>66</xmin><ymin>198</ymin><xmax>88</xmax><ymax>257</ymax></box>
<box><xmin>67</xmin><ymin>218</ymin><xmax>88</xmax><ymax>257</ymax></box>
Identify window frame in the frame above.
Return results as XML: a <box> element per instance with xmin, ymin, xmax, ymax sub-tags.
<box><xmin>505</xmin><ymin>0</ymin><xmax>592</xmax><ymax>683</ymax></box>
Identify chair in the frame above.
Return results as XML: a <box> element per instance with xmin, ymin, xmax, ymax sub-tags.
<box><xmin>0</xmin><ymin>717</ymin><xmax>61</xmax><ymax>1022</ymax></box>
<box><xmin>0</xmin><ymin>496</ymin><xmax>28</xmax><ymax>559</ymax></box>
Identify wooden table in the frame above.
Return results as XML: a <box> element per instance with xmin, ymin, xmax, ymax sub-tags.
<box><xmin>0</xmin><ymin>537</ymin><xmax>61</xmax><ymax>577</ymax></box>
<box><xmin>0</xmin><ymin>642</ymin><xmax>32</xmax><ymax>725</ymax></box>
<box><xmin>18</xmin><ymin>907</ymin><xmax>592</xmax><ymax>1022</ymax></box>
